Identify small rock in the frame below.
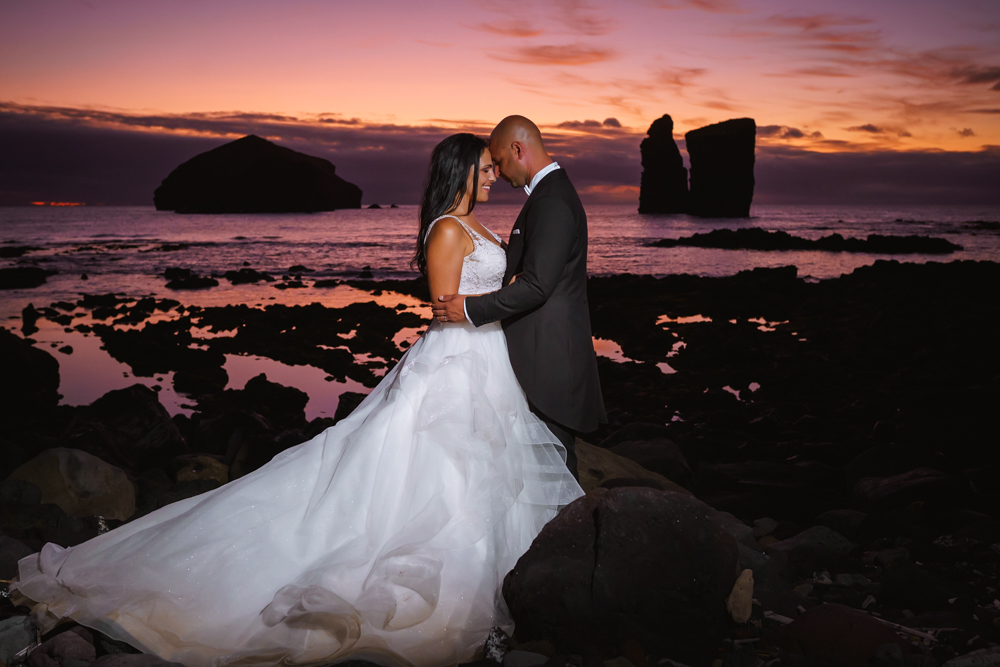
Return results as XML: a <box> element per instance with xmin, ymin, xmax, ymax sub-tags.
<box><xmin>28</xmin><ymin>629</ymin><xmax>96</xmax><ymax>667</ymax></box>
<box><xmin>753</xmin><ymin>517</ymin><xmax>779</xmax><ymax>538</ymax></box>
<box><xmin>762</xmin><ymin>603</ymin><xmax>909</xmax><ymax>666</ymax></box>
<box><xmin>727</xmin><ymin>569</ymin><xmax>754</xmax><ymax>624</ymax></box>
<box><xmin>834</xmin><ymin>573</ymin><xmax>871</xmax><ymax>588</ymax></box>
<box><xmin>172</xmin><ymin>454</ymin><xmax>228</xmax><ymax>486</ymax></box>
<box><xmin>814</xmin><ymin>509</ymin><xmax>867</xmax><ymax>541</ymax></box>
<box><xmin>502</xmin><ymin>651</ymin><xmax>548</xmax><ymax>667</ymax></box>
<box><xmin>7</xmin><ymin>448</ymin><xmax>136</xmax><ymax>520</ymax></box>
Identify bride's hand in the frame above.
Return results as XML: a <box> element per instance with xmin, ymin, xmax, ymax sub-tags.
<box><xmin>508</xmin><ymin>273</ymin><xmax>522</xmax><ymax>285</ymax></box>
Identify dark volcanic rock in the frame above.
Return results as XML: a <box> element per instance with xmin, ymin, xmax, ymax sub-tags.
<box><xmin>154</xmin><ymin>134</ymin><xmax>362</xmax><ymax>213</ymax></box>
<box><xmin>502</xmin><ymin>487</ymin><xmax>737</xmax><ymax>664</ymax></box>
<box><xmin>649</xmin><ymin>227</ymin><xmax>962</xmax><ymax>254</ymax></box>
<box><xmin>28</xmin><ymin>628</ymin><xmax>96</xmax><ymax>667</ymax></box>
<box><xmin>0</xmin><ymin>266</ymin><xmax>57</xmax><ymax>290</ymax></box>
<box><xmin>638</xmin><ymin>114</ymin><xmax>688</xmax><ymax>214</ymax></box>
<box><xmin>762</xmin><ymin>603</ymin><xmax>909</xmax><ymax>666</ymax></box>
<box><xmin>0</xmin><ymin>328</ymin><xmax>60</xmax><ymax>425</ymax></box>
<box><xmin>608</xmin><ymin>438</ymin><xmax>693</xmax><ymax>488</ymax></box>
<box><xmin>224</xmin><ymin>268</ymin><xmax>274</xmax><ymax>284</ymax></box>
<box><xmin>852</xmin><ymin>467</ymin><xmax>966</xmax><ymax>510</ymax></box>
<box><xmin>685</xmin><ymin>118</ymin><xmax>756</xmax><ymax>218</ymax></box>
<box><xmin>79</xmin><ymin>385</ymin><xmax>188</xmax><ymax>471</ymax></box>
<box><xmin>163</xmin><ymin>267</ymin><xmax>218</xmax><ymax>290</ymax></box>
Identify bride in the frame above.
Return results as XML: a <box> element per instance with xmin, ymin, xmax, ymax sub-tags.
<box><xmin>11</xmin><ymin>133</ymin><xmax>584</xmax><ymax>667</ymax></box>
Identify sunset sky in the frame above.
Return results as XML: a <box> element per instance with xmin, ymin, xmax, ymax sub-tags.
<box><xmin>2</xmin><ymin>0</ymin><xmax>999</xmax><ymax>205</ymax></box>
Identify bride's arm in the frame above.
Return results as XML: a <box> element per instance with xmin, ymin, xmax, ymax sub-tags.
<box><xmin>425</xmin><ymin>219</ymin><xmax>472</xmax><ymax>304</ymax></box>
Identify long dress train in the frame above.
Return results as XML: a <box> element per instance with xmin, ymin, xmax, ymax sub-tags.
<box><xmin>12</xmin><ymin>215</ymin><xmax>584</xmax><ymax>667</ymax></box>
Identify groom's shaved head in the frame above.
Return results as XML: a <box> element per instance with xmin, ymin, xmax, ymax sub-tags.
<box><xmin>489</xmin><ymin>116</ymin><xmax>553</xmax><ymax>189</ymax></box>
<box><xmin>491</xmin><ymin>115</ymin><xmax>545</xmax><ymax>150</ymax></box>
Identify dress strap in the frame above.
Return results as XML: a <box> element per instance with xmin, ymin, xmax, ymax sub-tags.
<box><xmin>425</xmin><ymin>214</ymin><xmax>464</xmax><ymax>242</ymax></box>
<box><xmin>425</xmin><ymin>214</ymin><xmax>485</xmax><ymax>244</ymax></box>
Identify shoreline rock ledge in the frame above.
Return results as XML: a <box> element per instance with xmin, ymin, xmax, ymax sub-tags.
<box><xmin>153</xmin><ymin>135</ymin><xmax>362</xmax><ymax>213</ymax></box>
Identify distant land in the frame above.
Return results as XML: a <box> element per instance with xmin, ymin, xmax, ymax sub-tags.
<box><xmin>153</xmin><ymin>135</ymin><xmax>362</xmax><ymax>214</ymax></box>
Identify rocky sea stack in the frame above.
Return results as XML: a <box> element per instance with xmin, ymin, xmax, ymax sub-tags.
<box><xmin>686</xmin><ymin>117</ymin><xmax>756</xmax><ymax>218</ymax></box>
<box><xmin>638</xmin><ymin>115</ymin><xmax>756</xmax><ymax>218</ymax></box>
<box><xmin>153</xmin><ymin>135</ymin><xmax>362</xmax><ymax>214</ymax></box>
<box><xmin>638</xmin><ymin>114</ymin><xmax>688</xmax><ymax>214</ymax></box>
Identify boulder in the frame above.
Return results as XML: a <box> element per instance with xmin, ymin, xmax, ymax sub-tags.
<box><xmin>7</xmin><ymin>448</ymin><xmax>136</xmax><ymax>521</ymax></box>
<box><xmin>638</xmin><ymin>114</ymin><xmax>688</xmax><ymax>214</ymax></box>
<box><xmin>685</xmin><ymin>118</ymin><xmax>755</xmax><ymax>218</ymax></box>
<box><xmin>154</xmin><ymin>134</ymin><xmax>362</xmax><ymax>213</ymax></box>
<box><xmin>763</xmin><ymin>525</ymin><xmax>854</xmax><ymax>577</ymax></box>
<box><xmin>502</xmin><ymin>487</ymin><xmax>738</xmax><ymax>664</ymax></box>
<box><xmin>0</xmin><ymin>327</ymin><xmax>61</xmax><ymax>425</ymax></box>
<box><xmin>0</xmin><ymin>535</ymin><xmax>35</xmax><ymax>581</ymax></box>
<box><xmin>853</xmin><ymin>467</ymin><xmax>965</xmax><ymax>510</ymax></box>
<box><xmin>82</xmin><ymin>384</ymin><xmax>188</xmax><ymax>471</ymax></box>
<box><xmin>0</xmin><ymin>616</ymin><xmax>37</xmax><ymax>666</ymax></box>
<box><xmin>575</xmin><ymin>440</ymin><xmax>690</xmax><ymax>495</ymax></box>
<box><xmin>607</xmin><ymin>438</ymin><xmax>693</xmax><ymax>488</ymax></box>
<box><xmin>762</xmin><ymin>603</ymin><xmax>909</xmax><ymax>666</ymax></box>
<box><xmin>192</xmin><ymin>410</ymin><xmax>273</xmax><ymax>458</ymax></box>
<box><xmin>28</xmin><ymin>628</ymin><xmax>96</xmax><ymax>667</ymax></box>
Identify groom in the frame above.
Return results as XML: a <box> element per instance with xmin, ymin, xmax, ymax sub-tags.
<box><xmin>432</xmin><ymin>115</ymin><xmax>606</xmax><ymax>480</ymax></box>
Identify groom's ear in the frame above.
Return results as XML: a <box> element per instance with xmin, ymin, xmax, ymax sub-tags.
<box><xmin>510</xmin><ymin>141</ymin><xmax>524</xmax><ymax>160</ymax></box>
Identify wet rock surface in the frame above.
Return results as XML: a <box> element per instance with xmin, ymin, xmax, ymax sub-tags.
<box><xmin>1</xmin><ymin>258</ymin><xmax>998</xmax><ymax>666</ymax></box>
<box><xmin>503</xmin><ymin>487</ymin><xmax>738</xmax><ymax>665</ymax></box>
<box><xmin>0</xmin><ymin>266</ymin><xmax>57</xmax><ymax>290</ymax></box>
<box><xmin>649</xmin><ymin>227</ymin><xmax>963</xmax><ymax>253</ymax></box>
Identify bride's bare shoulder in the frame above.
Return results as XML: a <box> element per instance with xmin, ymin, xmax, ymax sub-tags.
<box><xmin>426</xmin><ymin>216</ymin><xmax>471</xmax><ymax>251</ymax></box>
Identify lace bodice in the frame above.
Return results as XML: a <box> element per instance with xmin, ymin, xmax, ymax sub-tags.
<box><xmin>426</xmin><ymin>215</ymin><xmax>506</xmax><ymax>295</ymax></box>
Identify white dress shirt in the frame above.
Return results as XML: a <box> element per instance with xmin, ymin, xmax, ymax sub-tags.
<box><xmin>463</xmin><ymin>162</ymin><xmax>562</xmax><ymax>323</ymax></box>
<box><xmin>524</xmin><ymin>161</ymin><xmax>561</xmax><ymax>196</ymax></box>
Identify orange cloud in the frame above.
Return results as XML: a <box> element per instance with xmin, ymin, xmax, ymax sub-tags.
<box><xmin>491</xmin><ymin>44</ymin><xmax>615</xmax><ymax>66</ymax></box>
<box><xmin>474</xmin><ymin>21</ymin><xmax>545</xmax><ymax>38</ymax></box>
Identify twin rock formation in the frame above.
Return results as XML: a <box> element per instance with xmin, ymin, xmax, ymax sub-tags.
<box><xmin>154</xmin><ymin>135</ymin><xmax>362</xmax><ymax>214</ymax></box>
<box><xmin>639</xmin><ymin>115</ymin><xmax>756</xmax><ymax>218</ymax></box>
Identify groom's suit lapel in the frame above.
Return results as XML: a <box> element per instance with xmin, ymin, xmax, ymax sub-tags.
<box><xmin>504</xmin><ymin>170</ymin><xmax>560</xmax><ymax>284</ymax></box>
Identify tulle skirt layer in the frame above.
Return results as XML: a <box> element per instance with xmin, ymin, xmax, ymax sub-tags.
<box><xmin>13</xmin><ymin>320</ymin><xmax>584</xmax><ymax>667</ymax></box>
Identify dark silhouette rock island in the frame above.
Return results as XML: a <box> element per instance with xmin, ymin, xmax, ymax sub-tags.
<box><xmin>154</xmin><ymin>135</ymin><xmax>362</xmax><ymax>213</ymax></box>
<box><xmin>638</xmin><ymin>115</ymin><xmax>756</xmax><ymax>218</ymax></box>
<box><xmin>686</xmin><ymin>118</ymin><xmax>756</xmax><ymax>218</ymax></box>
<box><xmin>638</xmin><ymin>115</ymin><xmax>688</xmax><ymax>214</ymax></box>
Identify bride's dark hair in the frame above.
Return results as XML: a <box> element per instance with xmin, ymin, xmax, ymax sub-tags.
<box><xmin>413</xmin><ymin>133</ymin><xmax>489</xmax><ymax>277</ymax></box>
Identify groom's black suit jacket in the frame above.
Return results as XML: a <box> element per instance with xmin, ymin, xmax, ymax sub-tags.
<box><xmin>465</xmin><ymin>169</ymin><xmax>607</xmax><ymax>433</ymax></box>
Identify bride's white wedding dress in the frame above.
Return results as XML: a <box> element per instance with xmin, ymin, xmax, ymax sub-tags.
<box><xmin>13</xmin><ymin>215</ymin><xmax>584</xmax><ymax>667</ymax></box>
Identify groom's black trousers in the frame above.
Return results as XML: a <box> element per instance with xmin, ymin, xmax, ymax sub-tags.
<box><xmin>528</xmin><ymin>400</ymin><xmax>579</xmax><ymax>481</ymax></box>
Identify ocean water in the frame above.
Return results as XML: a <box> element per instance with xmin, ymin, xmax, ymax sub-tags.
<box><xmin>3</xmin><ymin>203</ymin><xmax>997</xmax><ymax>416</ymax></box>
<box><xmin>2</xmin><ymin>203</ymin><xmax>999</xmax><ymax>322</ymax></box>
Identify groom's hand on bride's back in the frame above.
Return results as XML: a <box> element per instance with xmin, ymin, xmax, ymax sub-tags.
<box><xmin>433</xmin><ymin>294</ymin><xmax>468</xmax><ymax>323</ymax></box>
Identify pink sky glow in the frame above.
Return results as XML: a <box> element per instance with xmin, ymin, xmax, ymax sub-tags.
<box><xmin>2</xmin><ymin>0</ymin><xmax>998</xmax><ymax>150</ymax></box>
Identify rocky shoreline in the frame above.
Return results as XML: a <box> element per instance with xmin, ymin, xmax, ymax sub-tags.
<box><xmin>647</xmin><ymin>228</ymin><xmax>962</xmax><ymax>254</ymax></box>
<box><xmin>2</xmin><ymin>259</ymin><xmax>999</xmax><ymax>667</ymax></box>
